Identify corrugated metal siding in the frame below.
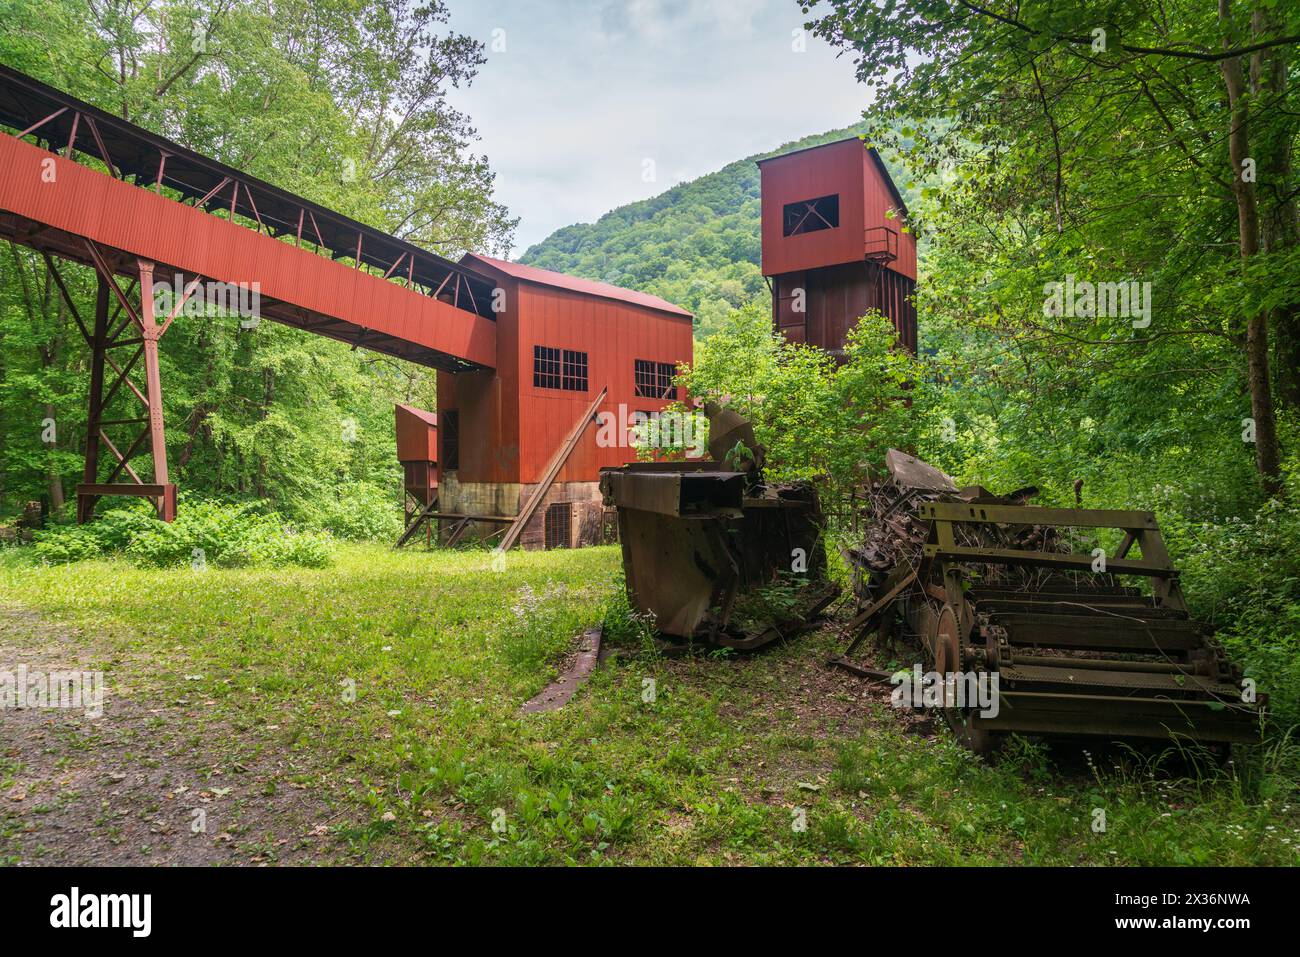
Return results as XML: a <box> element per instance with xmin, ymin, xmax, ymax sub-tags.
<box><xmin>862</xmin><ymin>154</ymin><xmax>917</xmax><ymax>280</ymax></box>
<box><xmin>437</xmin><ymin>276</ymin><xmax>521</xmax><ymax>484</ymax></box>
<box><xmin>395</xmin><ymin>405</ymin><xmax>437</xmax><ymax>462</ymax></box>
<box><xmin>760</xmin><ymin>138</ymin><xmax>865</xmax><ymax>276</ymax></box>
<box><xmin>760</xmin><ymin>138</ymin><xmax>917</xmax><ymax>281</ymax></box>
<box><xmin>0</xmin><ymin>135</ymin><xmax>497</xmax><ymax>368</ymax></box>
<box><xmin>515</xmin><ymin>282</ymin><xmax>694</xmax><ymax>484</ymax></box>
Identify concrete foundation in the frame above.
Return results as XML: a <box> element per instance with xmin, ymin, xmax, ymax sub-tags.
<box><xmin>438</xmin><ymin>474</ymin><xmax>610</xmax><ymax>549</ymax></box>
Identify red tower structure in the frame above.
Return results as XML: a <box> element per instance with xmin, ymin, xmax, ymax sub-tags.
<box><xmin>394</xmin><ymin>403</ymin><xmax>438</xmax><ymax>545</ymax></box>
<box><xmin>758</xmin><ymin>137</ymin><xmax>917</xmax><ymax>357</ymax></box>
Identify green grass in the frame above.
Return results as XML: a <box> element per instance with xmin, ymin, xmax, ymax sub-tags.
<box><xmin>1</xmin><ymin>542</ymin><xmax>1297</xmax><ymax>865</ymax></box>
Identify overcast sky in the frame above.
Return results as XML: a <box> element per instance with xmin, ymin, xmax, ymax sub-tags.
<box><xmin>443</xmin><ymin>0</ymin><xmax>871</xmax><ymax>255</ymax></box>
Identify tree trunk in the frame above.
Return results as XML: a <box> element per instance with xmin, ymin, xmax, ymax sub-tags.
<box><xmin>1250</xmin><ymin>10</ymin><xmax>1300</xmax><ymax>412</ymax></box>
<box><xmin>1221</xmin><ymin>0</ymin><xmax>1283</xmax><ymax>498</ymax></box>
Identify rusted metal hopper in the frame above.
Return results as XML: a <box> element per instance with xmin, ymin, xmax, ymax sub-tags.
<box><xmin>600</xmin><ymin>407</ymin><xmax>835</xmax><ymax>648</ymax></box>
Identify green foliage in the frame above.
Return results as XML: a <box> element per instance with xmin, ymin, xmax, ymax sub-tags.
<box><xmin>1169</xmin><ymin>498</ymin><xmax>1300</xmax><ymax>725</ymax></box>
<box><xmin>302</xmin><ymin>482</ymin><xmax>404</xmax><ymax>542</ymax></box>
<box><xmin>35</xmin><ymin>498</ymin><xmax>332</xmax><ymax>568</ymax></box>
<box><xmin>681</xmin><ymin>303</ymin><xmax>924</xmax><ymax>512</ymax></box>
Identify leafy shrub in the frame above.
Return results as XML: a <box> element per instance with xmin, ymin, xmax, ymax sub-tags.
<box><xmin>303</xmin><ymin>482</ymin><xmax>403</xmax><ymax>541</ymax></box>
<box><xmin>1170</xmin><ymin>497</ymin><xmax>1300</xmax><ymax>726</ymax></box>
<box><xmin>34</xmin><ymin>497</ymin><xmax>333</xmax><ymax>569</ymax></box>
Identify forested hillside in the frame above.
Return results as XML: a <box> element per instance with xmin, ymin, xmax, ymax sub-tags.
<box><xmin>521</xmin><ymin>125</ymin><xmax>918</xmax><ymax>338</ymax></box>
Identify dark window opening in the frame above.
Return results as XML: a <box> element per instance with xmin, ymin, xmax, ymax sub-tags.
<box><xmin>783</xmin><ymin>194</ymin><xmax>840</xmax><ymax>237</ymax></box>
<box><xmin>544</xmin><ymin>502</ymin><xmax>572</xmax><ymax>550</ymax></box>
<box><xmin>634</xmin><ymin>359</ymin><xmax>677</xmax><ymax>399</ymax></box>
<box><xmin>562</xmin><ymin>349</ymin><xmax>588</xmax><ymax>392</ymax></box>
<box><xmin>440</xmin><ymin>410</ymin><xmax>459</xmax><ymax>471</ymax></box>
<box><xmin>533</xmin><ymin>345</ymin><xmax>561</xmax><ymax>389</ymax></box>
<box><xmin>534</xmin><ymin>346</ymin><xmax>588</xmax><ymax>391</ymax></box>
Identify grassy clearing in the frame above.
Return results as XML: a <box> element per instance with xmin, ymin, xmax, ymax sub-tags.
<box><xmin>1</xmin><ymin>542</ymin><xmax>1297</xmax><ymax>865</ymax></box>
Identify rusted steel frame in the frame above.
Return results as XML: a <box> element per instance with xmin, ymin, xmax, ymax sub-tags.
<box><xmin>84</xmin><ymin>115</ymin><xmax>117</xmax><ymax>178</ymax></box>
<box><xmin>101</xmin><ymin>427</ymin><xmax>147</xmax><ymax>485</ymax></box>
<box><xmin>923</xmin><ymin>541</ymin><xmax>1173</xmax><ymax>576</ymax></box>
<box><xmin>444</xmin><ymin>518</ymin><xmax>473</xmax><ymax>548</ymax></box>
<box><xmin>229</xmin><ymin>179</ymin><xmax>238</xmax><ymax>216</ymax></box>
<box><xmin>1135</xmin><ymin>525</ymin><xmax>1187</xmax><ymax>612</ymax></box>
<box><xmin>355</xmin><ymin>232</ymin><xmax>362</xmax><ymax>269</ymax></box>
<box><xmin>453</xmin><ymin>273</ymin><xmax>460</xmax><ymax>308</ymax></box>
<box><xmin>383</xmin><ymin>251</ymin><xmax>406</xmax><ymax>280</ymax></box>
<box><xmin>426</xmin><ymin>513</ymin><xmax>515</xmax><ymax>522</ymax></box>
<box><xmin>64</xmin><ymin>111</ymin><xmax>79</xmax><ymax>159</ymax></box>
<box><xmin>79</xmin><ymin>482</ymin><xmax>169</xmax><ymax>496</ymax></box>
<box><xmin>157</xmin><ymin>275</ymin><xmax>203</xmax><ymax>338</ymax></box>
<box><xmin>155</xmin><ymin>152</ymin><xmax>168</xmax><ymax>192</ymax></box>
<box><xmin>826</xmin><ymin>655</ymin><xmax>895</xmax><ymax>683</ymax></box>
<box><xmin>83</xmin><ymin>240</ymin><xmax>144</xmax><ymax>331</ymax></box>
<box><xmin>195</xmin><ymin>176</ymin><xmax>232</xmax><ymax>209</ymax></box>
<box><xmin>41</xmin><ymin>251</ymin><xmax>92</xmax><ymax>346</ymax></box>
<box><xmin>98</xmin><ymin>416</ymin><xmax>148</xmax><ymax>427</ymax></box>
<box><xmin>433</xmin><ymin>270</ymin><xmax>453</xmax><ymax>298</ymax></box>
<box><xmin>106</xmin><ymin>289</ymin><xmax>141</xmax><ymax>345</ymax></box>
<box><xmin>789</xmin><ymin>204</ymin><xmax>815</xmax><ymax>234</ymax></box>
<box><xmin>295</xmin><ymin>208</ymin><xmax>304</xmax><ymax>247</ymax></box>
<box><xmin>308</xmin><ymin>210</ymin><xmax>326</xmax><ymax>250</ymax></box>
<box><xmin>496</xmin><ymin>386</ymin><xmax>609</xmax><ymax>554</ymax></box>
<box><xmin>242</xmin><ymin>183</ymin><xmax>264</xmax><ymax>232</ymax></box>
<box><xmin>18</xmin><ymin>105</ymin><xmax>67</xmax><ymax>138</ymax></box>
<box><xmin>919</xmin><ymin>502</ymin><xmax>1156</xmax><ymax>529</ymax></box>
<box><xmin>77</xmin><ymin>278</ymin><xmax>111</xmax><ymax>522</ymax></box>
<box><xmin>463</xmin><ymin>275</ymin><xmax>479</xmax><ymax>314</ymax></box>
<box><xmin>135</xmin><ymin>258</ymin><xmax>169</xmax><ymax>486</ymax></box>
<box><xmin>843</xmin><ymin>563</ymin><xmax>916</xmax><ymax>656</ymax></box>
<box><xmin>1116</xmin><ymin>529</ymin><xmax>1136</xmax><ymax>559</ymax></box>
<box><xmin>101</xmin><ymin>345</ymin><xmax>147</xmax><ymax>410</ymax></box>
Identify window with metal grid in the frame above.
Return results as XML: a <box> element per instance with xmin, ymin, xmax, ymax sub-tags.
<box><xmin>534</xmin><ymin>346</ymin><xmax>587</xmax><ymax>391</ymax></box>
<box><xmin>634</xmin><ymin>359</ymin><xmax>677</xmax><ymax>399</ymax></box>
<box><xmin>561</xmin><ymin>349</ymin><xmax>588</xmax><ymax>392</ymax></box>
<box><xmin>782</xmin><ymin>194</ymin><xmax>840</xmax><ymax>236</ymax></box>
<box><xmin>544</xmin><ymin>502</ymin><xmax>572</xmax><ymax>550</ymax></box>
<box><xmin>533</xmin><ymin>345</ymin><xmax>562</xmax><ymax>389</ymax></box>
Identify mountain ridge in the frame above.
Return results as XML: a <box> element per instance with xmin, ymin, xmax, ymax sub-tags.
<box><xmin>519</xmin><ymin>123</ymin><xmax>915</xmax><ymax>336</ymax></box>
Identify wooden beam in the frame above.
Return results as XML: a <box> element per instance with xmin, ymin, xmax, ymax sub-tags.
<box><xmin>496</xmin><ymin>386</ymin><xmax>608</xmax><ymax>555</ymax></box>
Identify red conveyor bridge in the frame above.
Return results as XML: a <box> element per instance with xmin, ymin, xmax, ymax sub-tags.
<box><xmin>0</xmin><ymin>64</ymin><xmax>499</xmax><ymax>520</ymax></box>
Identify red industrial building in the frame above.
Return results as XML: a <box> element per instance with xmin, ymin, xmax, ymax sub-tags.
<box><xmin>436</xmin><ymin>255</ymin><xmax>694</xmax><ymax>549</ymax></box>
<box><xmin>759</xmin><ymin>137</ymin><xmax>918</xmax><ymax>356</ymax></box>
<box><xmin>0</xmin><ymin>65</ymin><xmax>694</xmax><ymax>545</ymax></box>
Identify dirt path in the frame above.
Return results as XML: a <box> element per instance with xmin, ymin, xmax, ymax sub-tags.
<box><xmin>0</xmin><ymin>606</ymin><xmax>361</xmax><ymax>866</ymax></box>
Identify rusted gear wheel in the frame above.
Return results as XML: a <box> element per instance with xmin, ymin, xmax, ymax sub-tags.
<box><xmin>929</xmin><ymin>603</ymin><xmax>998</xmax><ymax>755</ymax></box>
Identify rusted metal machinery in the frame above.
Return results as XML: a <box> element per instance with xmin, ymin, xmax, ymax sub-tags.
<box><xmin>837</xmin><ymin>451</ymin><xmax>1265</xmax><ymax>752</ymax></box>
<box><xmin>600</xmin><ymin>404</ymin><xmax>836</xmax><ymax>649</ymax></box>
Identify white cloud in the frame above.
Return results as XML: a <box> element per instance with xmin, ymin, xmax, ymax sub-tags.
<box><xmin>446</xmin><ymin>0</ymin><xmax>872</xmax><ymax>253</ymax></box>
